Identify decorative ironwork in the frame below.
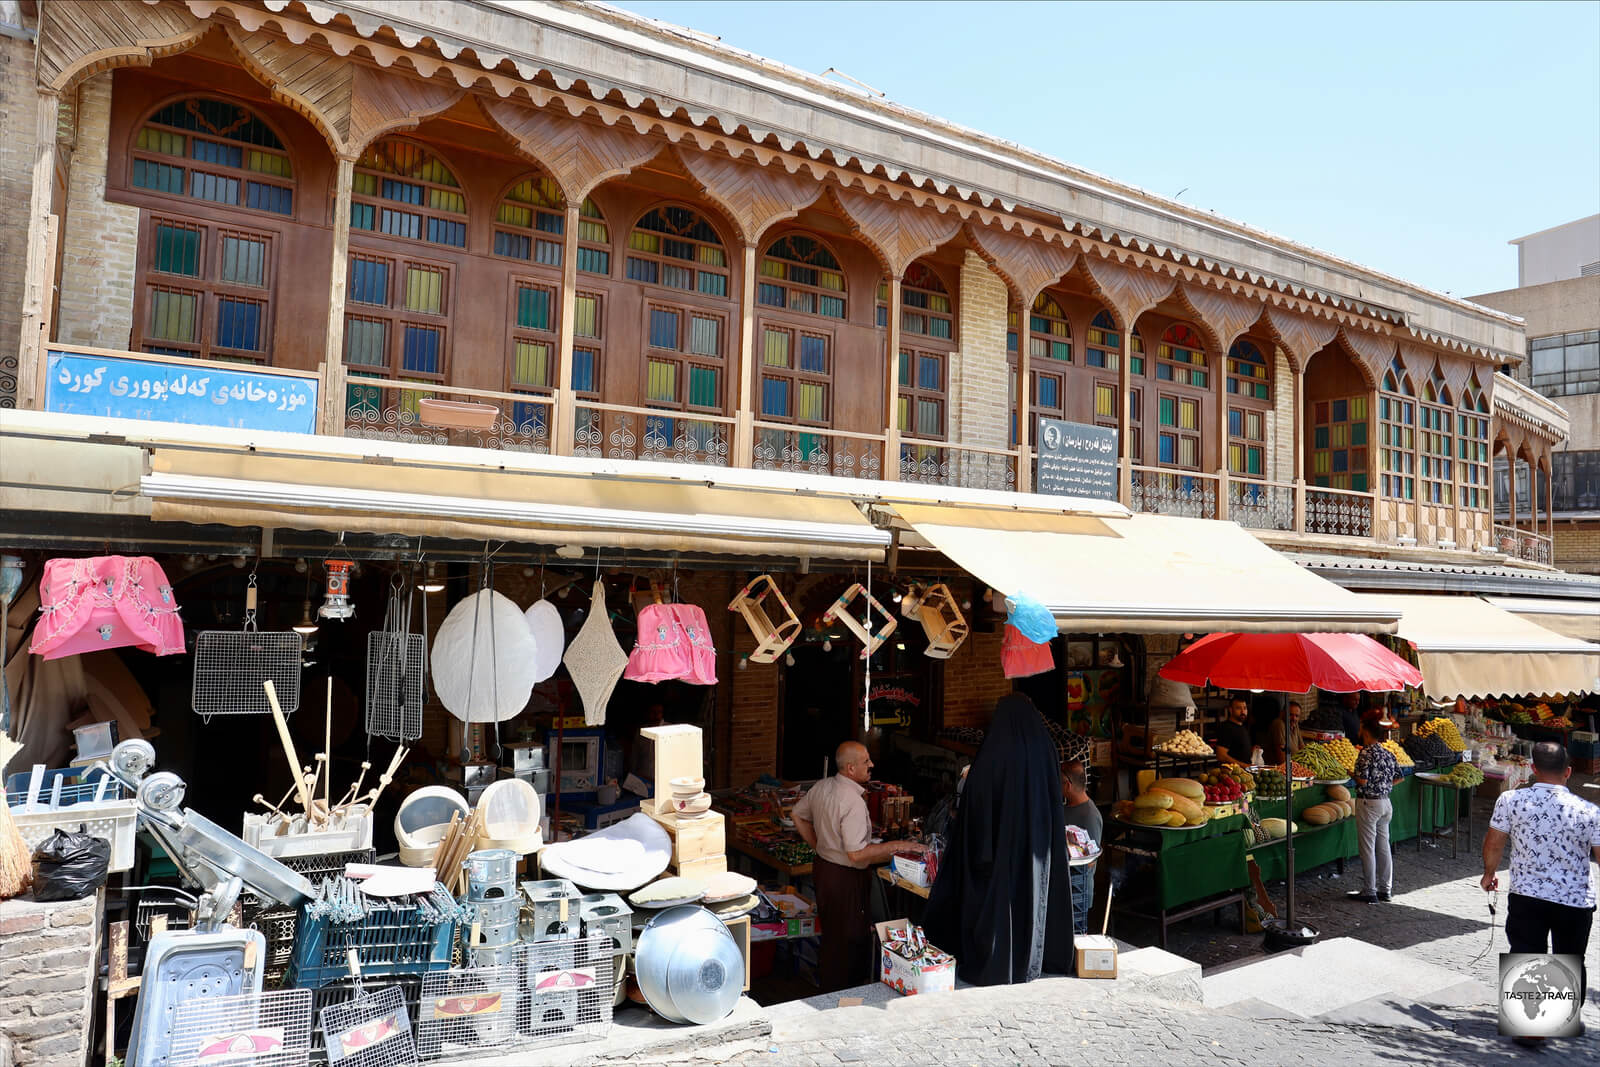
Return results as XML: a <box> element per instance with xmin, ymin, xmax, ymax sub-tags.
<box><xmin>898</xmin><ymin>446</ymin><xmax>1015</xmax><ymax>492</ymax></box>
<box><xmin>1306</xmin><ymin>488</ymin><xmax>1373</xmax><ymax>538</ymax></box>
<box><xmin>1229</xmin><ymin>481</ymin><xmax>1294</xmax><ymax>532</ymax></box>
<box><xmin>344</xmin><ymin>386</ymin><xmax>551</xmax><ymax>453</ymax></box>
<box><xmin>752</xmin><ymin>429</ymin><xmax>883</xmax><ymax>480</ymax></box>
<box><xmin>1494</xmin><ymin>524</ymin><xmax>1553</xmax><ymax>564</ymax></box>
<box><xmin>573</xmin><ymin>409</ymin><xmax>728</xmax><ymax>467</ymax></box>
<box><xmin>1130</xmin><ymin>469</ymin><xmax>1217</xmax><ymax>520</ymax></box>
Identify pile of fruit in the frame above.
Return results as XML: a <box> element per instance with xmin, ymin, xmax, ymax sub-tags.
<box><xmin>1439</xmin><ymin>763</ymin><xmax>1485</xmax><ymax>789</ymax></box>
<box><xmin>1324</xmin><ymin>736</ymin><xmax>1360</xmax><ymax>772</ymax></box>
<box><xmin>1381</xmin><ymin>738</ymin><xmax>1415</xmax><ymax>767</ymax></box>
<box><xmin>1198</xmin><ymin>768</ymin><xmax>1250</xmax><ymax>807</ymax></box>
<box><xmin>1118</xmin><ymin>778</ymin><xmax>1209</xmax><ymax>828</ymax></box>
<box><xmin>1248</xmin><ymin>818</ymin><xmax>1296</xmax><ymax>845</ymax></box>
<box><xmin>1219</xmin><ymin>764</ymin><xmax>1256</xmax><ymax>792</ymax></box>
<box><xmin>1403</xmin><ymin>732</ymin><xmax>1456</xmax><ymax>767</ymax></box>
<box><xmin>1154</xmin><ymin>729</ymin><xmax>1213</xmax><ymax>757</ymax></box>
<box><xmin>1293</xmin><ymin>743</ymin><xmax>1350</xmax><ymax>781</ymax></box>
<box><xmin>1301</xmin><ymin>783</ymin><xmax>1355</xmax><ymax>825</ymax></box>
<box><xmin>1415</xmin><ymin>717</ymin><xmax>1466</xmax><ymax>752</ymax></box>
<box><xmin>1252</xmin><ymin>765</ymin><xmax>1310</xmax><ymax>796</ymax></box>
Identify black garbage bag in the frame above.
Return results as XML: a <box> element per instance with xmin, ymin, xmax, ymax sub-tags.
<box><xmin>31</xmin><ymin>827</ymin><xmax>110</xmax><ymax>902</ymax></box>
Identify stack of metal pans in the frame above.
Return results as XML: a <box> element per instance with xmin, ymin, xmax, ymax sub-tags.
<box><xmin>633</xmin><ymin>905</ymin><xmax>743</xmax><ymax>1025</ymax></box>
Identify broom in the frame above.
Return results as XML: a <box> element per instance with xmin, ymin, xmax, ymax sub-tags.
<box><xmin>0</xmin><ymin>733</ymin><xmax>31</xmax><ymax>898</ymax></box>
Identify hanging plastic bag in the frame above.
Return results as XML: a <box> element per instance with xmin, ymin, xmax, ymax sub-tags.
<box><xmin>30</xmin><ymin>827</ymin><xmax>110</xmax><ymax>901</ymax></box>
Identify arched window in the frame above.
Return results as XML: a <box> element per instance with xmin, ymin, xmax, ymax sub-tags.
<box><xmin>758</xmin><ymin>234</ymin><xmax>846</xmax><ymax>320</ymax></box>
<box><xmin>129</xmin><ymin>97</ymin><xmax>294</xmax><ymax>362</ymax></box>
<box><xmin>1226</xmin><ymin>341</ymin><xmax>1270</xmax><ymax>477</ymax></box>
<box><xmin>1156</xmin><ymin>323</ymin><xmax>1209</xmax><ymax>388</ymax></box>
<box><xmin>351</xmin><ymin>139</ymin><xmax>466</xmax><ymax>249</ymax></box>
<box><xmin>628</xmin><ymin>206</ymin><xmax>732</xmax><ymax>418</ymax></box>
<box><xmin>896</xmin><ymin>263</ymin><xmax>954</xmax><ymax>340</ymax></box>
<box><xmin>1420</xmin><ymin>364</ymin><xmax>1454</xmax><ymax>505</ymax></box>
<box><xmin>132</xmin><ymin>97</ymin><xmax>294</xmax><ymax>215</ymax></box>
<box><xmin>888</xmin><ymin>262</ymin><xmax>955</xmax><ymax>442</ymax></box>
<box><xmin>1086</xmin><ymin>311</ymin><xmax>1121</xmax><ymax>370</ymax></box>
<box><xmin>1006</xmin><ymin>294</ymin><xmax>1072</xmax><ymax>445</ymax></box>
<box><xmin>1458</xmin><ymin>373</ymin><xmax>1491</xmax><ymax>510</ymax></box>
<box><xmin>493</xmin><ymin>176</ymin><xmax>563</xmax><ymax>264</ymax></box>
<box><xmin>625</xmin><ymin>205</ymin><xmax>730</xmax><ymax>296</ymax></box>
<box><xmin>1130</xmin><ymin>326</ymin><xmax>1145</xmax><ymax>376</ymax></box>
<box><xmin>343</xmin><ymin>141</ymin><xmax>468</xmax><ymax>381</ymax></box>
<box><xmin>1379</xmin><ymin>356</ymin><xmax>1416</xmax><ymax>500</ymax></box>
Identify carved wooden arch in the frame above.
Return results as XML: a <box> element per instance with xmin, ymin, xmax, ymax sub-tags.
<box><xmin>1336</xmin><ymin>327</ymin><xmax>1397</xmax><ymax>389</ymax></box>
<box><xmin>480</xmin><ymin>97</ymin><xmax>664</xmax><ymax>203</ymax></box>
<box><xmin>1080</xmin><ymin>254</ymin><xmax>1177</xmax><ymax>332</ymax></box>
<box><xmin>36</xmin><ymin>0</ymin><xmax>210</xmax><ymax>95</ymax></box>
<box><xmin>1261</xmin><ymin>306</ymin><xmax>1339</xmax><ymax>375</ymax></box>
<box><xmin>1174</xmin><ymin>283</ymin><xmax>1265</xmax><ymax>357</ymax></box>
<box><xmin>675</xmin><ymin>152</ymin><xmax>826</xmax><ymax>246</ymax></box>
<box><xmin>831</xmin><ymin>188</ymin><xmax>963</xmax><ymax>278</ymax></box>
<box><xmin>224</xmin><ymin>26</ymin><xmax>463</xmax><ymax>158</ymax></box>
<box><xmin>961</xmin><ymin>223</ymin><xmax>1080</xmax><ymax>307</ymax></box>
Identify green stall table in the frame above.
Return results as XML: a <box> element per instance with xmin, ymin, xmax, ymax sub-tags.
<box><xmin>1105</xmin><ymin>812</ymin><xmax>1250</xmax><ymax>948</ymax></box>
<box><xmin>1249</xmin><ymin>784</ymin><xmax>1358</xmax><ymax>883</ymax></box>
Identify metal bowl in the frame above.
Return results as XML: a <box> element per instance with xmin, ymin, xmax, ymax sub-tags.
<box><xmin>634</xmin><ymin>905</ymin><xmax>742</xmax><ymax>1025</ymax></box>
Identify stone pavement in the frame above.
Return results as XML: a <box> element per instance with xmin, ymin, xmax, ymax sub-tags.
<box><xmin>604</xmin><ymin>780</ymin><xmax>1600</xmax><ymax>1066</ymax></box>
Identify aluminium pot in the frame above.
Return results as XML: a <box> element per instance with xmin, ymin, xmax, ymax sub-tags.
<box><xmin>633</xmin><ymin>904</ymin><xmax>742</xmax><ymax>1025</ymax></box>
<box><xmin>464</xmin><ymin>848</ymin><xmax>518</xmax><ymax>890</ymax></box>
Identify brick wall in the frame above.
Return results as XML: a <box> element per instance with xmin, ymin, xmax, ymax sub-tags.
<box><xmin>953</xmin><ymin>251</ymin><xmax>1010</xmax><ymax>451</ymax></box>
<box><xmin>1554</xmin><ymin>521</ymin><xmax>1600</xmax><ymax>574</ymax></box>
<box><xmin>939</xmin><ymin>626</ymin><xmax>1012</xmax><ymax>729</ymax></box>
<box><xmin>0</xmin><ymin>32</ymin><xmax>37</xmax><ymax>406</ymax></box>
<box><xmin>55</xmin><ymin>73</ymin><xmax>137</xmax><ymax>351</ymax></box>
<box><xmin>0</xmin><ymin>890</ymin><xmax>103</xmax><ymax>1066</ymax></box>
<box><xmin>1271</xmin><ymin>346</ymin><xmax>1295</xmax><ymax>484</ymax></box>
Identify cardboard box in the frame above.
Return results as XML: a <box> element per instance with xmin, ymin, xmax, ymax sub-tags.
<box><xmin>639</xmin><ymin>724</ymin><xmax>703</xmax><ymax>815</ymax></box>
<box><xmin>675</xmin><ymin>854</ymin><xmax>728</xmax><ymax>879</ymax></box>
<box><xmin>720</xmin><ymin>913</ymin><xmax>752</xmax><ymax>991</ymax></box>
<box><xmin>1074</xmin><ymin>934</ymin><xmax>1118</xmax><ymax>979</ymax></box>
<box><xmin>874</xmin><ymin>919</ymin><xmax>955</xmax><ymax>996</ymax></box>
<box><xmin>767</xmin><ymin>890</ymin><xmax>817</xmax><ymax>938</ymax></box>
<box><xmin>647</xmin><ymin>809</ymin><xmax>726</xmax><ymax>866</ymax></box>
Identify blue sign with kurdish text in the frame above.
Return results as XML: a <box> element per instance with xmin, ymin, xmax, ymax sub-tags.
<box><xmin>45</xmin><ymin>349</ymin><xmax>318</xmax><ymax>434</ymax></box>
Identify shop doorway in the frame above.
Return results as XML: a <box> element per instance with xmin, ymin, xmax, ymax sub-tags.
<box><xmin>780</xmin><ymin>643</ymin><xmax>858</xmax><ymax>781</ymax></box>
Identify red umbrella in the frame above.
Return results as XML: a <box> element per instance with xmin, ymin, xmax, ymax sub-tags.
<box><xmin>1159</xmin><ymin>631</ymin><xmax>1423</xmax><ymax>694</ymax></box>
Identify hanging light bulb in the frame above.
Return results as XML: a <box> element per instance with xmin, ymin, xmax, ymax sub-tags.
<box><xmin>292</xmin><ymin>599</ymin><xmax>319</xmax><ymax>635</ymax></box>
<box><xmin>417</xmin><ymin>561</ymin><xmax>445</xmax><ymax>593</ymax></box>
<box><xmin>784</xmin><ymin>652</ymin><xmax>796</xmax><ymax>667</ymax></box>
<box><xmin>822</xmin><ymin>639</ymin><xmax>833</xmax><ymax>652</ymax></box>
<box><xmin>294</xmin><ymin>558</ymin><xmax>308</xmax><ymax>573</ymax></box>
<box><xmin>892</xmin><ymin>589</ymin><xmax>903</xmax><ymax>603</ymax></box>
<box><xmin>737</xmin><ymin>655</ymin><xmax>748</xmax><ymax>671</ymax></box>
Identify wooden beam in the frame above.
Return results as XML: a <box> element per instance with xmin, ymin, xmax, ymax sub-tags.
<box><xmin>17</xmin><ymin>91</ymin><xmax>59</xmax><ymax>410</ymax></box>
<box><xmin>1118</xmin><ymin>325</ymin><xmax>1133</xmax><ymax>507</ymax></box>
<box><xmin>321</xmin><ymin>156</ymin><xmax>355</xmax><ymax>435</ymax></box>
<box><xmin>884</xmin><ymin>276</ymin><xmax>903</xmax><ymax>481</ymax></box>
<box><xmin>734</xmin><ymin>242</ymin><xmax>756</xmax><ymax>466</ymax></box>
<box><xmin>554</xmin><ymin>201</ymin><xmax>580</xmax><ymax>456</ymax></box>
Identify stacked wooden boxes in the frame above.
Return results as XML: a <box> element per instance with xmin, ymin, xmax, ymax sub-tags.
<box><xmin>640</xmin><ymin>724</ymin><xmax>727</xmax><ymax>878</ymax></box>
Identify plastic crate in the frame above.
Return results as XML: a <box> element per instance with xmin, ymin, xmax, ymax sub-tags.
<box><xmin>5</xmin><ymin>766</ymin><xmax>124</xmax><ymax>806</ymax></box>
<box><xmin>242</xmin><ymin>849</ymin><xmax>376</xmax><ymax>990</ymax></box>
<box><xmin>288</xmin><ymin>887</ymin><xmax>458</xmax><ymax>987</ymax></box>
<box><xmin>11</xmin><ymin>800</ymin><xmax>138</xmax><ymax>873</ymax></box>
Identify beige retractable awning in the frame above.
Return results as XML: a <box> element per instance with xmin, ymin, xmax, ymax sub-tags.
<box><xmin>1359</xmin><ymin>594</ymin><xmax>1600</xmax><ymax>699</ymax></box>
<box><xmin>892</xmin><ymin>505</ymin><xmax>1401</xmax><ymax>634</ymax></box>
<box><xmin>1481</xmin><ymin>597</ymin><xmax>1600</xmax><ymax>645</ymax></box>
<box><xmin>143</xmin><ymin>447</ymin><xmax>889</xmax><ymax>560</ymax></box>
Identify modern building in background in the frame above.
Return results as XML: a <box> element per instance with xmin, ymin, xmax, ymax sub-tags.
<box><xmin>1472</xmin><ymin>214</ymin><xmax>1600</xmax><ymax>575</ymax></box>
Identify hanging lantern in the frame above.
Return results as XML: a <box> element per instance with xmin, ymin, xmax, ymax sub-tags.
<box><xmin>319</xmin><ymin>559</ymin><xmax>356</xmax><ymax>620</ymax></box>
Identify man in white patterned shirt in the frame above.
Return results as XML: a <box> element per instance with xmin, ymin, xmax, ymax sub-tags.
<box><xmin>1482</xmin><ymin>742</ymin><xmax>1600</xmax><ymax>1030</ymax></box>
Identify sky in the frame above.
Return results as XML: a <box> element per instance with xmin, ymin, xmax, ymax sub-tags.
<box><xmin>606</xmin><ymin>1</ymin><xmax>1599</xmax><ymax>298</ymax></box>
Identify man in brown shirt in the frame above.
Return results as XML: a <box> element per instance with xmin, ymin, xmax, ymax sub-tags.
<box><xmin>793</xmin><ymin>740</ymin><xmax>925</xmax><ymax>990</ymax></box>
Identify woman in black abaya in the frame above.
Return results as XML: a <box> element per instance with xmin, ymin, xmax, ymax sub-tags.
<box><xmin>924</xmin><ymin>693</ymin><xmax>1075</xmax><ymax>984</ymax></box>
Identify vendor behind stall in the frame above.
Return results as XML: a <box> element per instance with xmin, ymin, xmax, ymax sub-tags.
<box><xmin>1264</xmin><ymin>700</ymin><xmax>1305</xmax><ymax>767</ymax></box>
<box><xmin>792</xmin><ymin>740</ymin><xmax>926</xmax><ymax>992</ymax></box>
<box><xmin>1213</xmin><ymin>696</ymin><xmax>1254</xmax><ymax>766</ymax></box>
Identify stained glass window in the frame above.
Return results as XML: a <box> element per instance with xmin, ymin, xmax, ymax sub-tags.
<box><xmin>1156</xmin><ymin>323</ymin><xmax>1209</xmax><ymax>388</ymax></box>
<box><xmin>898</xmin><ymin>346</ymin><xmax>945</xmax><ymax>440</ymax></box>
<box><xmin>1420</xmin><ymin>364</ymin><xmax>1454</xmax><ymax>505</ymax></box>
<box><xmin>132</xmin><ymin>97</ymin><xmax>294</xmax><ymax>217</ymax></box>
<box><xmin>1458</xmin><ymin>373</ymin><xmax>1491</xmax><ymax>510</ymax></box>
<box><xmin>1227</xmin><ymin>341</ymin><xmax>1269</xmax><ymax>400</ymax></box>
<box><xmin>1316</xmin><ymin>393</ymin><xmax>1372</xmax><ymax>493</ymax></box>
<box><xmin>339</xmin><ymin>250</ymin><xmax>450</xmax><ymax>381</ymax></box>
<box><xmin>1086</xmin><ymin>310</ymin><xmax>1121</xmax><ymax>370</ymax></box>
<box><xmin>352</xmin><ymin>140</ymin><xmax>465</xmax><ymax>249</ymax></box>
<box><xmin>892</xmin><ymin>262</ymin><xmax>954</xmax><ymax>340</ymax></box>
<box><xmin>135</xmin><ymin>216</ymin><xmax>275</xmax><ymax>361</ymax></box>
<box><xmin>760</xmin><ymin>234</ymin><xmax>846</xmax><ymax>320</ymax></box>
<box><xmin>626</xmin><ymin>205</ymin><xmax>729</xmax><ymax>296</ymax></box>
<box><xmin>1380</xmin><ymin>357</ymin><xmax>1416</xmax><ymax>500</ymax></box>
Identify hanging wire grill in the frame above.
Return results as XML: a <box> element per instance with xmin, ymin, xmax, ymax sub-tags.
<box><xmin>319</xmin><ymin>984</ymin><xmax>417</xmax><ymax>1067</ymax></box>
<box><xmin>366</xmin><ymin>574</ymin><xmax>426</xmax><ymax>741</ymax></box>
<box><xmin>416</xmin><ymin>961</ymin><xmax>522</xmax><ymax>1060</ymax></box>
<box><xmin>194</xmin><ymin>574</ymin><xmax>303</xmax><ymax>716</ymax></box>
<box><xmin>169</xmin><ymin>988</ymin><xmax>315</xmax><ymax>1067</ymax></box>
<box><xmin>518</xmin><ymin>936</ymin><xmax>614</xmax><ymax>1050</ymax></box>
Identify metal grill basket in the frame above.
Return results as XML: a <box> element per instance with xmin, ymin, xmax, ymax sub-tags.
<box><xmin>318</xmin><ymin>984</ymin><xmax>417</xmax><ymax>1067</ymax></box>
<box><xmin>417</xmin><ymin>962</ymin><xmax>522</xmax><ymax>1060</ymax></box>
<box><xmin>169</xmin><ymin>988</ymin><xmax>315</xmax><ymax>1067</ymax></box>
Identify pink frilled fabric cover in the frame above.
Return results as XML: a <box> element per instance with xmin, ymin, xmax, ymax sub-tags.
<box><xmin>1000</xmin><ymin>623</ymin><xmax>1054</xmax><ymax>679</ymax></box>
<box><xmin>625</xmin><ymin>604</ymin><xmax>716</xmax><ymax>685</ymax></box>
<box><xmin>28</xmin><ymin>556</ymin><xmax>184</xmax><ymax>660</ymax></box>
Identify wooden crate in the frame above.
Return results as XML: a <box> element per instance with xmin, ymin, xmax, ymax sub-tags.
<box><xmin>647</xmin><ymin>809</ymin><xmax>726</xmax><ymax>866</ymax></box>
<box><xmin>639</xmin><ymin>724</ymin><xmax>703</xmax><ymax>815</ymax></box>
<box><xmin>721</xmin><ymin>913</ymin><xmax>752</xmax><ymax>991</ymax></box>
<box><xmin>676</xmin><ymin>854</ymin><xmax>728</xmax><ymax>879</ymax></box>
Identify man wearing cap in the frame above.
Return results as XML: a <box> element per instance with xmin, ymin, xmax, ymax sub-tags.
<box><xmin>793</xmin><ymin>740</ymin><xmax>926</xmax><ymax>991</ymax></box>
<box><xmin>1347</xmin><ymin>710</ymin><xmax>1400</xmax><ymax>904</ymax></box>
